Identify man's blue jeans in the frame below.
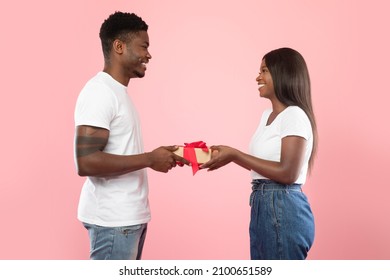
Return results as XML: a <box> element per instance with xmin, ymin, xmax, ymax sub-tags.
<box><xmin>249</xmin><ymin>180</ymin><xmax>315</xmax><ymax>260</ymax></box>
<box><xmin>83</xmin><ymin>223</ymin><xmax>147</xmax><ymax>260</ymax></box>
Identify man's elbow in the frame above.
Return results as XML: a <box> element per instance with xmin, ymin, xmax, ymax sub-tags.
<box><xmin>76</xmin><ymin>159</ymin><xmax>93</xmax><ymax>177</ymax></box>
<box><xmin>76</xmin><ymin>165</ymin><xmax>89</xmax><ymax>177</ymax></box>
<box><xmin>77</xmin><ymin>170</ymin><xmax>88</xmax><ymax>177</ymax></box>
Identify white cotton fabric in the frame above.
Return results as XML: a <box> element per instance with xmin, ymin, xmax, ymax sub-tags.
<box><xmin>74</xmin><ymin>72</ymin><xmax>150</xmax><ymax>227</ymax></box>
<box><xmin>249</xmin><ymin>106</ymin><xmax>313</xmax><ymax>184</ymax></box>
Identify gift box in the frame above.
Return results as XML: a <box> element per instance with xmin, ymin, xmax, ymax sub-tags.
<box><xmin>174</xmin><ymin>146</ymin><xmax>211</xmax><ymax>164</ymax></box>
<box><xmin>174</xmin><ymin>141</ymin><xmax>211</xmax><ymax>175</ymax></box>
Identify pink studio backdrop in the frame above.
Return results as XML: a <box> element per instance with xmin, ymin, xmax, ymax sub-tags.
<box><xmin>1</xmin><ymin>0</ymin><xmax>389</xmax><ymax>259</ymax></box>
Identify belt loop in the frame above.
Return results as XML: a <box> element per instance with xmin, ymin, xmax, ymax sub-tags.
<box><xmin>261</xmin><ymin>183</ymin><xmax>265</xmax><ymax>196</ymax></box>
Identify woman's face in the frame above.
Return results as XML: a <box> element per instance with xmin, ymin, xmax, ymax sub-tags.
<box><xmin>256</xmin><ymin>59</ymin><xmax>275</xmax><ymax>99</ymax></box>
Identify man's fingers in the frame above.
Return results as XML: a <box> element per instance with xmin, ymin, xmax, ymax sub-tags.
<box><xmin>163</xmin><ymin>145</ymin><xmax>179</xmax><ymax>152</ymax></box>
<box><xmin>173</xmin><ymin>154</ymin><xmax>190</xmax><ymax>165</ymax></box>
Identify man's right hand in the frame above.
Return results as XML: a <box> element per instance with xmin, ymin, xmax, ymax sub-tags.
<box><xmin>148</xmin><ymin>146</ymin><xmax>190</xmax><ymax>173</ymax></box>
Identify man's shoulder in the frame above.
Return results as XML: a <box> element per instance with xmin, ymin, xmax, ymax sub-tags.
<box><xmin>80</xmin><ymin>73</ymin><xmax>113</xmax><ymax>95</ymax></box>
<box><xmin>84</xmin><ymin>72</ymin><xmax>106</xmax><ymax>86</ymax></box>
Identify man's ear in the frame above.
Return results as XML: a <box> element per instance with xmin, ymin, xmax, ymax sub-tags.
<box><xmin>112</xmin><ymin>39</ymin><xmax>125</xmax><ymax>55</ymax></box>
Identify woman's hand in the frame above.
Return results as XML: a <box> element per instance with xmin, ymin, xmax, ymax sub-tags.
<box><xmin>200</xmin><ymin>145</ymin><xmax>238</xmax><ymax>171</ymax></box>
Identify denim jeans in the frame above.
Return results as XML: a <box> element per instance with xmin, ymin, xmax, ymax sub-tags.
<box><xmin>82</xmin><ymin>223</ymin><xmax>147</xmax><ymax>260</ymax></box>
<box><xmin>249</xmin><ymin>179</ymin><xmax>315</xmax><ymax>260</ymax></box>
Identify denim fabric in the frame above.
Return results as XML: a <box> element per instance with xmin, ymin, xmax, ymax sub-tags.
<box><xmin>83</xmin><ymin>223</ymin><xmax>147</xmax><ymax>260</ymax></box>
<box><xmin>249</xmin><ymin>179</ymin><xmax>314</xmax><ymax>260</ymax></box>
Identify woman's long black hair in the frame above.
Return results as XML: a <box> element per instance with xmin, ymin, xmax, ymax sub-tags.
<box><xmin>264</xmin><ymin>47</ymin><xmax>318</xmax><ymax>171</ymax></box>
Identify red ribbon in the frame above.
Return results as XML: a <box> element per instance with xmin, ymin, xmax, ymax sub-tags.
<box><xmin>183</xmin><ymin>141</ymin><xmax>209</xmax><ymax>175</ymax></box>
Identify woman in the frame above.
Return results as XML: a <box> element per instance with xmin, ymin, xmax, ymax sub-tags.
<box><xmin>201</xmin><ymin>48</ymin><xmax>317</xmax><ymax>260</ymax></box>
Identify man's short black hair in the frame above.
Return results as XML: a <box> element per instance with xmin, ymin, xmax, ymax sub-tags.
<box><xmin>99</xmin><ymin>11</ymin><xmax>148</xmax><ymax>60</ymax></box>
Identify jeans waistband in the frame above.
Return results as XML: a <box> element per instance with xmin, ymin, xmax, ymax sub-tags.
<box><xmin>251</xmin><ymin>179</ymin><xmax>302</xmax><ymax>191</ymax></box>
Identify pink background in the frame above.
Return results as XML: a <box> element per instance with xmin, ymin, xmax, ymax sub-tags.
<box><xmin>1</xmin><ymin>0</ymin><xmax>389</xmax><ymax>259</ymax></box>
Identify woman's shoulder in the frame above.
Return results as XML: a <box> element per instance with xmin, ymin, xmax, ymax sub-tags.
<box><xmin>281</xmin><ymin>106</ymin><xmax>311</xmax><ymax>127</ymax></box>
<box><xmin>284</xmin><ymin>106</ymin><xmax>308</xmax><ymax>118</ymax></box>
<box><xmin>282</xmin><ymin>106</ymin><xmax>311</xmax><ymax>130</ymax></box>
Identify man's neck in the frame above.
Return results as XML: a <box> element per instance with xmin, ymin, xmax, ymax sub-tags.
<box><xmin>103</xmin><ymin>65</ymin><xmax>130</xmax><ymax>87</ymax></box>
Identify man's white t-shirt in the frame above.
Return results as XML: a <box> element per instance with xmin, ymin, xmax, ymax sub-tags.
<box><xmin>74</xmin><ymin>72</ymin><xmax>151</xmax><ymax>227</ymax></box>
<box><xmin>249</xmin><ymin>106</ymin><xmax>313</xmax><ymax>184</ymax></box>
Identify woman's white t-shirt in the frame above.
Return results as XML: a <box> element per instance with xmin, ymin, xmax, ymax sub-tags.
<box><xmin>249</xmin><ymin>106</ymin><xmax>313</xmax><ymax>184</ymax></box>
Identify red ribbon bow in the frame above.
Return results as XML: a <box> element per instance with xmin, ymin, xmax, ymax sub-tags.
<box><xmin>183</xmin><ymin>141</ymin><xmax>209</xmax><ymax>175</ymax></box>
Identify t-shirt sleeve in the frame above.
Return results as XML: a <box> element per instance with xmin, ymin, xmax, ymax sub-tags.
<box><xmin>74</xmin><ymin>83</ymin><xmax>116</xmax><ymax>130</ymax></box>
<box><xmin>280</xmin><ymin>107</ymin><xmax>312</xmax><ymax>140</ymax></box>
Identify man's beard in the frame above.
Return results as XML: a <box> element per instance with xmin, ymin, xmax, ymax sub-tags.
<box><xmin>133</xmin><ymin>69</ymin><xmax>145</xmax><ymax>78</ymax></box>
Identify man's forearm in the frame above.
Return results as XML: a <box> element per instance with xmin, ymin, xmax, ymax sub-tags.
<box><xmin>76</xmin><ymin>151</ymin><xmax>151</xmax><ymax>177</ymax></box>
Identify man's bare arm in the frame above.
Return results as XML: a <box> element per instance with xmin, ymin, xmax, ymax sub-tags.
<box><xmin>75</xmin><ymin>125</ymin><xmax>188</xmax><ymax>177</ymax></box>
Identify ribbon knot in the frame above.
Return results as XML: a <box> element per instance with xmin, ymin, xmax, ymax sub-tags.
<box><xmin>183</xmin><ymin>141</ymin><xmax>209</xmax><ymax>175</ymax></box>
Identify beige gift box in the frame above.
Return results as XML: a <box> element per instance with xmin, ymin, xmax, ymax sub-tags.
<box><xmin>174</xmin><ymin>146</ymin><xmax>211</xmax><ymax>164</ymax></box>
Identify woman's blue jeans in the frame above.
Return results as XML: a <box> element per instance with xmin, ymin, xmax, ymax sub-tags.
<box><xmin>82</xmin><ymin>223</ymin><xmax>147</xmax><ymax>260</ymax></box>
<box><xmin>249</xmin><ymin>179</ymin><xmax>315</xmax><ymax>260</ymax></box>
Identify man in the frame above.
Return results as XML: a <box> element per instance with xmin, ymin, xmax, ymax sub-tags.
<box><xmin>74</xmin><ymin>11</ymin><xmax>188</xmax><ymax>260</ymax></box>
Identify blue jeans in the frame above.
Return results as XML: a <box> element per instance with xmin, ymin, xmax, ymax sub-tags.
<box><xmin>82</xmin><ymin>223</ymin><xmax>147</xmax><ymax>260</ymax></box>
<box><xmin>249</xmin><ymin>180</ymin><xmax>315</xmax><ymax>260</ymax></box>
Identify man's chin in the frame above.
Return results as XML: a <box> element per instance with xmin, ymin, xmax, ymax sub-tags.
<box><xmin>134</xmin><ymin>71</ymin><xmax>145</xmax><ymax>78</ymax></box>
